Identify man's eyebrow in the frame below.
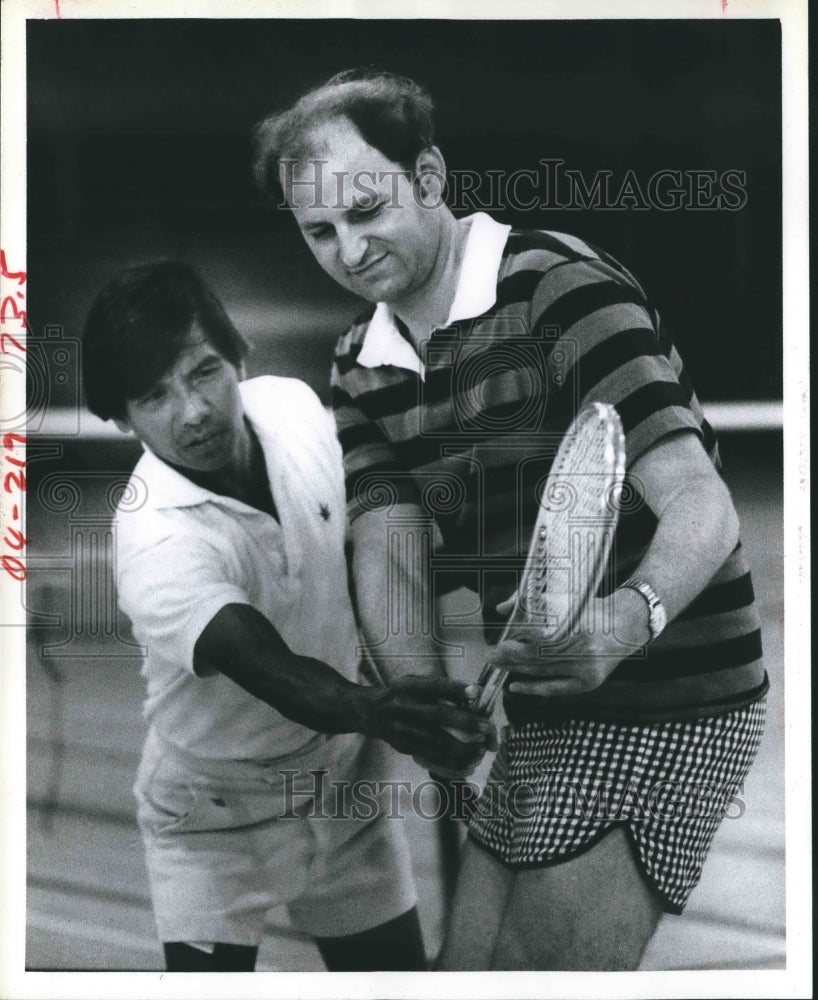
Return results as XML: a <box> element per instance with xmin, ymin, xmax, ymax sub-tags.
<box><xmin>191</xmin><ymin>350</ymin><xmax>222</xmax><ymax>369</ymax></box>
<box><xmin>299</xmin><ymin>192</ymin><xmax>384</xmax><ymax>232</ymax></box>
<box><xmin>135</xmin><ymin>377</ymin><xmax>167</xmax><ymax>400</ymax></box>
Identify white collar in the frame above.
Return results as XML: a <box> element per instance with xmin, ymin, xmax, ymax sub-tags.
<box><xmin>356</xmin><ymin>212</ymin><xmax>512</xmax><ymax>376</ymax></box>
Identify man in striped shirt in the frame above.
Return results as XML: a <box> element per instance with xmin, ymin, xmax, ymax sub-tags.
<box><xmin>254</xmin><ymin>69</ymin><xmax>768</xmax><ymax>971</ymax></box>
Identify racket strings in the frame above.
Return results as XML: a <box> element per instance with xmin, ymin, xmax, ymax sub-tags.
<box><xmin>476</xmin><ymin>404</ymin><xmax>625</xmax><ymax>716</ymax></box>
<box><xmin>525</xmin><ymin>415</ymin><xmax>622</xmax><ymax>637</ymax></box>
<box><xmin>523</xmin><ymin>526</ymin><xmax>551</xmax><ymax>623</ymax></box>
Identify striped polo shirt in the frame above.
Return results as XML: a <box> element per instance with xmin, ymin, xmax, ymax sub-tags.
<box><xmin>330</xmin><ymin>213</ymin><xmax>767</xmax><ymax>723</ymax></box>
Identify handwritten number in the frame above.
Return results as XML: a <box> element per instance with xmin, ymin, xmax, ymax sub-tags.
<box><xmin>0</xmin><ymin>332</ymin><xmax>26</xmax><ymax>355</ymax></box>
<box><xmin>3</xmin><ymin>470</ymin><xmax>26</xmax><ymax>493</ymax></box>
<box><xmin>1</xmin><ymin>554</ymin><xmax>26</xmax><ymax>581</ymax></box>
<box><xmin>1</xmin><ymin>297</ymin><xmax>27</xmax><ymax>327</ymax></box>
<box><xmin>3</xmin><ymin>527</ymin><xmax>28</xmax><ymax>551</ymax></box>
<box><xmin>0</xmin><ymin>251</ymin><xmax>26</xmax><ymax>285</ymax></box>
<box><xmin>1</xmin><ymin>253</ymin><xmax>28</xmax><ymax>582</ymax></box>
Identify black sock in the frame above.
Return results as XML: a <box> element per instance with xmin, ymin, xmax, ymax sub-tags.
<box><xmin>163</xmin><ymin>941</ymin><xmax>258</xmax><ymax>972</ymax></box>
<box><xmin>314</xmin><ymin>907</ymin><xmax>427</xmax><ymax>971</ymax></box>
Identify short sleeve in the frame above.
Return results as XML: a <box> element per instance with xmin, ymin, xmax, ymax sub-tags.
<box><xmin>532</xmin><ymin>257</ymin><xmax>704</xmax><ymax>464</ymax></box>
<box><xmin>117</xmin><ymin>529</ymin><xmax>252</xmax><ymax>675</ymax></box>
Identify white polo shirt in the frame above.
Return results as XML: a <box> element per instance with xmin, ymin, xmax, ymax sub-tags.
<box><xmin>116</xmin><ymin>376</ymin><xmax>361</xmax><ymax>760</ymax></box>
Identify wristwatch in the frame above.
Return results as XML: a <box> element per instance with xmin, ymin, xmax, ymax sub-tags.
<box><xmin>620</xmin><ymin>578</ymin><xmax>667</xmax><ymax>642</ymax></box>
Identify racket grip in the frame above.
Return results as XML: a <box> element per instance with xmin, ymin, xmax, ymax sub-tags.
<box><xmin>475</xmin><ymin>662</ymin><xmax>508</xmax><ymax>716</ymax></box>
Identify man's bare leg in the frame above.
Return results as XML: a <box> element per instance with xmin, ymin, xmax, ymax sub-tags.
<box><xmin>489</xmin><ymin>826</ymin><xmax>664</xmax><ymax>970</ymax></box>
<box><xmin>435</xmin><ymin>839</ymin><xmax>515</xmax><ymax>970</ymax></box>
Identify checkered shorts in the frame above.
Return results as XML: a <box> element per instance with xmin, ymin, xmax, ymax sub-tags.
<box><xmin>467</xmin><ymin>698</ymin><xmax>766</xmax><ymax>913</ymax></box>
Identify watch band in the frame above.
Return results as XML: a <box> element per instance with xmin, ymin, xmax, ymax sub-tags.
<box><xmin>621</xmin><ymin>578</ymin><xmax>667</xmax><ymax>642</ymax></box>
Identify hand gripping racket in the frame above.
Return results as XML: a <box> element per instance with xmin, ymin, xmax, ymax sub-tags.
<box><xmin>475</xmin><ymin>402</ymin><xmax>626</xmax><ymax>716</ymax></box>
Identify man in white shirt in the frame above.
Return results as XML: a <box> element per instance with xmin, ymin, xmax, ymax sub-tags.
<box><xmin>80</xmin><ymin>260</ymin><xmax>494</xmax><ymax>971</ymax></box>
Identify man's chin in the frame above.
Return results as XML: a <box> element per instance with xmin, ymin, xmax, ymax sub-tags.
<box><xmin>350</xmin><ymin>273</ymin><xmax>407</xmax><ymax>305</ymax></box>
<box><xmin>178</xmin><ymin>433</ymin><xmax>234</xmax><ymax>471</ymax></box>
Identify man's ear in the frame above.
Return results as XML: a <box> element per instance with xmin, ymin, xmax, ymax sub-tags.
<box><xmin>414</xmin><ymin>145</ymin><xmax>447</xmax><ymax>206</ymax></box>
<box><xmin>113</xmin><ymin>417</ymin><xmax>132</xmax><ymax>435</ymax></box>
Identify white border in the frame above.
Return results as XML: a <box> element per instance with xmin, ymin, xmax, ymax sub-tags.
<box><xmin>1</xmin><ymin>1</ymin><xmax>810</xmax><ymax>998</ymax></box>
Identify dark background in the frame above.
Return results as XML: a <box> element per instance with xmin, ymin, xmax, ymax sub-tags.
<box><xmin>27</xmin><ymin>17</ymin><xmax>782</xmax><ymax>406</ymax></box>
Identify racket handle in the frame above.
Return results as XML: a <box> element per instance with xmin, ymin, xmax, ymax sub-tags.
<box><xmin>475</xmin><ymin>662</ymin><xmax>508</xmax><ymax>716</ymax></box>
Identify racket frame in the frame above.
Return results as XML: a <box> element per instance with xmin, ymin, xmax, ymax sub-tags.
<box><xmin>475</xmin><ymin>402</ymin><xmax>626</xmax><ymax>716</ymax></box>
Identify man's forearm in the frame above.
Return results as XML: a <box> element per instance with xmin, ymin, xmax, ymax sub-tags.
<box><xmin>352</xmin><ymin>515</ymin><xmax>448</xmax><ymax>684</ymax></box>
<box><xmin>617</xmin><ymin>434</ymin><xmax>740</xmax><ymax>640</ymax></box>
<box><xmin>195</xmin><ymin>602</ymin><xmax>492</xmax><ymax>769</ymax></box>
<box><xmin>195</xmin><ymin>603</ymin><xmax>371</xmax><ymax>735</ymax></box>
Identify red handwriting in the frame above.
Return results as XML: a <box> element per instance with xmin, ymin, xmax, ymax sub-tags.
<box><xmin>1</xmin><ymin>250</ymin><xmax>28</xmax><ymax>580</ymax></box>
<box><xmin>1</xmin><ymin>438</ymin><xmax>27</xmax><ymax>579</ymax></box>
<box><xmin>3</xmin><ymin>526</ymin><xmax>28</xmax><ymax>551</ymax></box>
<box><xmin>0</xmin><ymin>438</ymin><xmax>26</xmax><ymax>578</ymax></box>
<box><xmin>1</xmin><ymin>332</ymin><xmax>26</xmax><ymax>354</ymax></box>
<box><xmin>0</xmin><ymin>249</ymin><xmax>27</xmax><ymax>353</ymax></box>
<box><xmin>0</xmin><ymin>251</ymin><xmax>26</xmax><ymax>286</ymax></box>
<box><xmin>1</xmin><ymin>295</ymin><xmax>27</xmax><ymax>328</ymax></box>
<box><xmin>3</xmin><ymin>468</ymin><xmax>26</xmax><ymax>495</ymax></box>
<box><xmin>1</xmin><ymin>556</ymin><xmax>25</xmax><ymax>581</ymax></box>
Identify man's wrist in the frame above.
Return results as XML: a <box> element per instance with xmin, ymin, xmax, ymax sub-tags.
<box><xmin>377</xmin><ymin>661</ymin><xmax>446</xmax><ymax>685</ymax></box>
<box><xmin>341</xmin><ymin>684</ymin><xmax>378</xmax><ymax>738</ymax></box>
<box><xmin>619</xmin><ymin>578</ymin><xmax>668</xmax><ymax>642</ymax></box>
<box><xmin>613</xmin><ymin>586</ymin><xmax>653</xmax><ymax>649</ymax></box>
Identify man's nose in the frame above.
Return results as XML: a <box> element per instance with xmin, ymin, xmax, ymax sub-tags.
<box><xmin>337</xmin><ymin>226</ymin><xmax>368</xmax><ymax>269</ymax></box>
<box><xmin>179</xmin><ymin>388</ymin><xmax>209</xmax><ymax>425</ymax></box>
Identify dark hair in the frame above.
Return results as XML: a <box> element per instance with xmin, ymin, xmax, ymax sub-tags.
<box><xmin>81</xmin><ymin>260</ymin><xmax>248</xmax><ymax>421</ymax></box>
<box><xmin>253</xmin><ymin>68</ymin><xmax>435</xmax><ymax>198</ymax></box>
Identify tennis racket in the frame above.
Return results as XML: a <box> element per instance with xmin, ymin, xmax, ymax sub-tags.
<box><xmin>475</xmin><ymin>402</ymin><xmax>626</xmax><ymax>716</ymax></box>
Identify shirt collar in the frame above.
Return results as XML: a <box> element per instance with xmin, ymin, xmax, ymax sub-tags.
<box><xmin>134</xmin><ymin>380</ymin><xmax>273</xmax><ymax>512</ymax></box>
<box><xmin>356</xmin><ymin>212</ymin><xmax>512</xmax><ymax>375</ymax></box>
<box><xmin>357</xmin><ymin>302</ymin><xmax>426</xmax><ymax>376</ymax></box>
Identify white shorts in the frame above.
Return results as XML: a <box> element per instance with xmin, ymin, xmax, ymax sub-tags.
<box><xmin>133</xmin><ymin>727</ymin><xmax>417</xmax><ymax>945</ymax></box>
